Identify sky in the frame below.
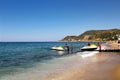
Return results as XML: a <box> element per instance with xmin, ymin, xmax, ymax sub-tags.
<box><xmin>0</xmin><ymin>0</ymin><xmax>120</xmax><ymax>41</ymax></box>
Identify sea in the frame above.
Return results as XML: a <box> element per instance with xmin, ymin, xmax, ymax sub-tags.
<box><xmin>0</xmin><ymin>42</ymin><xmax>99</xmax><ymax>80</ymax></box>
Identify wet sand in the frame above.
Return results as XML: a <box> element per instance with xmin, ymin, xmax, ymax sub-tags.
<box><xmin>46</xmin><ymin>52</ymin><xmax>120</xmax><ymax>80</ymax></box>
<box><xmin>1</xmin><ymin>51</ymin><xmax>120</xmax><ymax>80</ymax></box>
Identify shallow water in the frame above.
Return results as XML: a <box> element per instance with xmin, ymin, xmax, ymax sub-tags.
<box><xmin>0</xmin><ymin>42</ymin><xmax>101</xmax><ymax>79</ymax></box>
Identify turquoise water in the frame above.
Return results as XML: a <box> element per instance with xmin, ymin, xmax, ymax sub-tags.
<box><xmin>0</xmin><ymin>42</ymin><xmax>98</xmax><ymax>77</ymax></box>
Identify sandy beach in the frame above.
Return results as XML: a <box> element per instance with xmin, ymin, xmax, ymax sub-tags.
<box><xmin>43</xmin><ymin>52</ymin><xmax>120</xmax><ymax>80</ymax></box>
<box><xmin>1</xmin><ymin>52</ymin><xmax>120</xmax><ymax>80</ymax></box>
<box><xmin>56</xmin><ymin>52</ymin><xmax>120</xmax><ymax>80</ymax></box>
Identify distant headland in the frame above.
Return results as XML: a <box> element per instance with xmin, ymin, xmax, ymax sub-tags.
<box><xmin>60</xmin><ymin>29</ymin><xmax>120</xmax><ymax>42</ymax></box>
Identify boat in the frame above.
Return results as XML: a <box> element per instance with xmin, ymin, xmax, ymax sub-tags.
<box><xmin>51</xmin><ymin>46</ymin><xmax>64</xmax><ymax>51</ymax></box>
<box><xmin>81</xmin><ymin>44</ymin><xmax>97</xmax><ymax>51</ymax></box>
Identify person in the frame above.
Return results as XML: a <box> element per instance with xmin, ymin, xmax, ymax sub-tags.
<box><xmin>64</xmin><ymin>44</ymin><xmax>69</xmax><ymax>53</ymax></box>
<box><xmin>69</xmin><ymin>44</ymin><xmax>73</xmax><ymax>53</ymax></box>
<box><xmin>97</xmin><ymin>42</ymin><xmax>101</xmax><ymax>52</ymax></box>
<box><xmin>88</xmin><ymin>43</ymin><xmax>91</xmax><ymax>46</ymax></box>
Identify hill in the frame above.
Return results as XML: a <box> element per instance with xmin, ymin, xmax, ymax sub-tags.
<box><xmin>60</xmin><ymin>29</ymin><xmax>120</xmax><ymax>42</ymax></box>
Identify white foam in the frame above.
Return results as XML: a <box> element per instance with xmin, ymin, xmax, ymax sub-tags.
<box><xmin>77</xmin><ymin>51</ymin><xmax>99</xmax><ymax>58</ymax></box>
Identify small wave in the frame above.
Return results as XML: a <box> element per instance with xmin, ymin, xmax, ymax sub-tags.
<box><xmin>76</xmin><ymin>51</ymin><xmax>99</xmax><ymax>58</ymax></box>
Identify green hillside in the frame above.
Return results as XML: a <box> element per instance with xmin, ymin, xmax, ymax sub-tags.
<box><xmin>60</xmin><ymin>29</ymin><xmax>120</xmax><ymax>42</ymax></box>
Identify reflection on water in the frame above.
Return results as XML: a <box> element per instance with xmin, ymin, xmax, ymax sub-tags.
<box><xmin>56</xmin><ymin>51</ymin><xmax>65</xmax><ymax>55</ymax></box>
<box><xmin>51</xmin><ymin>50</ymin><xmax>65</xmax><ymax>55</ymax></box>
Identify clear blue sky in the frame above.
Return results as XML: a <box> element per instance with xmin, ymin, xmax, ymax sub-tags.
<box><xmin>0</xmin><ymin>0</ymin><xmax>120</xmax><ymax>41</ymax></box>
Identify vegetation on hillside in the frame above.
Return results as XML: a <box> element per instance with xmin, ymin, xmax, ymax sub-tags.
<box><xmin>60</xmin><ymin>29</ymin><xmax>120</xmax><ymax>42</ymax></box>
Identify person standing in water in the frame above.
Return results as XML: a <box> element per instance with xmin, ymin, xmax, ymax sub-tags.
<box><xmin>97</xmin><ymin>42</ymin><xmax>101</xmax><ymax>52</ymax></box>
<box><xmin>64</xmin><ymin>44</ymin><xmax>69</xmax><ymax>53</ymax></box>
<box><xmin>69</xmin><ymin>44</ymin><xmax>73</xmax><ymax>53</ymax></box>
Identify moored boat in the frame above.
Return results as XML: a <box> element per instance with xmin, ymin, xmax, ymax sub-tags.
<box><xmin>81</xmin><ymin>44</ymin><xmax>97</xmax><ymax>51</ymax></box>
<box><xmin>51</xmin><ymin>46</ymin><xmax>64</xmax><ymax>51</ymax></box>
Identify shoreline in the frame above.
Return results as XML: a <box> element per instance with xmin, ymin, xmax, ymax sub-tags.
<box><xmin>0</xmin><ymin>43</ymin><xmax>120</xmax><ymax>80</ymax></box>
<box><xmin>1</xmin><ymin>52</ymin><xmax>120</xmax><ymax>80</ymax></box>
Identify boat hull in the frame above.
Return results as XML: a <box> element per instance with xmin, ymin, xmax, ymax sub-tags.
<box><xmin>81</xmin><ymin>48</ymin><xmax>97</xmax><ymax>51</ymax></box>
<box><xmin>51</xmin><ymin>47</ymin><xmax>64</xmax><ymax>51</ymax></box>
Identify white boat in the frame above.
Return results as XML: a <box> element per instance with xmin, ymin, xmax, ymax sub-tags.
<box><xmin>81</xmin><ymin>44</ymin><xmax>97</xmax><ymax>51</ymax></box>
<box><xmin>51</xmin><ymin>46</ymin><xmax>64</xmax><ymax>51</ymax></box>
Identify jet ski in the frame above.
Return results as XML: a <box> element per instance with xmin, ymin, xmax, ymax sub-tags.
<box><xmin>81</xmin><ymin>44</ymin><xmax>97</xmax><ymax>51</ymax></box>
<box><xmin>51</xmin><ymin>46</ymin><xmax>64</xmax><ymax>51</ymax></box>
